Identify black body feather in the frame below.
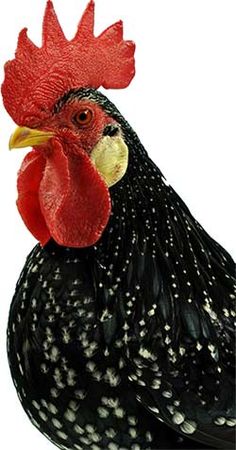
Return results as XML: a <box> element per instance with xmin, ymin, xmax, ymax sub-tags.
<box><xmin>7</xmin><ymin>88</ymin><xmax>236</xmax><ymax>450</ymax></box>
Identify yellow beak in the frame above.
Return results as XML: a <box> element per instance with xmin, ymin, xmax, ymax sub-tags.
<box><xmin>9</xmin><ymin>126</ymin><xmax>55</xmax><ymax>150</ymax></box>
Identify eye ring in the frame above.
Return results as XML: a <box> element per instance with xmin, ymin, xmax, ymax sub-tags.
<box><xmin>73</xmin><ymin>108</ymin><xmax>94</xmax><ymax>128</ymax></box>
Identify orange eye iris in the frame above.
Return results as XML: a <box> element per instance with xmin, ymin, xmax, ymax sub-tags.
<box><xmin>74</xmin><ymin>109</ymin><xmax>93</xmax><ymax>127</ymax></box>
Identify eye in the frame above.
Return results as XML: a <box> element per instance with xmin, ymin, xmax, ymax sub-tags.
<box><xmin>73</xmin><ymin>108</ymin><xmax>94</xmax><ymax>128</ymax></box>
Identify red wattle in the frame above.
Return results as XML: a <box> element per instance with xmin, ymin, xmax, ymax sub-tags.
<box><xmin>17</xmin><ymin>150</ymin><xmax>50</xmax><ymax>245</ymax></box>
<box><xmin>39</xmin><ymin>140</ymin><xmax>111</xmax><ymax>248</ymax></box>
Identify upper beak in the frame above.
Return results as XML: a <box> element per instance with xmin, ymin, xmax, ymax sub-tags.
<box><xmin>9</xmin><ymin>126</ymin><xmax>55</xmax><ymax>150</ymax></box>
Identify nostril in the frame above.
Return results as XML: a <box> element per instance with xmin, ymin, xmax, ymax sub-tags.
<box><xmin>103</xmin><ymin>124</ymin><xmax>119</xmax><ymax>137</ymax></box>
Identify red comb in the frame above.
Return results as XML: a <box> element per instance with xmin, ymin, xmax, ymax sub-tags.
<box><xmin>2</xmin><ymin>0</ymin><xmax>135</xmax><ymax>125</ymax></box>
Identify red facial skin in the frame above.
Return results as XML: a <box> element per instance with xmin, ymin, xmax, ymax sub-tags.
<box><xmin>17</xmin><ymin>100</ymin><xmax>115</xmax><ymax>248</ymax></box>
<box><xmin>41</xmin><ymin>100</ymin><xmax>111</xmax><ymax>153</ymax></box>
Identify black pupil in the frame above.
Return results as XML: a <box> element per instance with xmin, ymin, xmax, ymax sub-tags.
<box><xmin>79</xmin><ymin>111</ymin><xmax>88</xmax><ymax>122</ymax></box>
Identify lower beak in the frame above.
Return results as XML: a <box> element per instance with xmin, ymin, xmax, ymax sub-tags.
<box><xmin>9</xmin><ymin>126</ymin><xmax>55</xmax><ymax>150</ymax></box>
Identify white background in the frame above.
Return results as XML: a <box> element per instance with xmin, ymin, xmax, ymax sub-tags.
<box><xmin>0</xmin><ymin>1</ymin><xmax>235</xmax><ymax>449</ymax></box>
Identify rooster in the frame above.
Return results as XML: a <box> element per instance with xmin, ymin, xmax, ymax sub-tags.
<box><xmin>2</xmin><ymin>1</ymin><xmax>236</xmax><ymax>449</ymax></box>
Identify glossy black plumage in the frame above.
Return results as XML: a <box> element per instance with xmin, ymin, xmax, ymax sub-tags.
<box><xmin>7</xmin><ymin>88</ymin><xmax>236</xmax><ymax>450</ymax></box>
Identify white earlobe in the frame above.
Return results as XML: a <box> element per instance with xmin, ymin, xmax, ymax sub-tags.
<box><xmin>91</xmin><ymin>135</ymin><xmax>129</xmax><ymax>187</ymax></box>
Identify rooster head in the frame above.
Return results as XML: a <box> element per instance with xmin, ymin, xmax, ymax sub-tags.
<box><xmin>2</xmin><ymin>0</ymin><xmax>135</xmax><ymax>248</ymax></box>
